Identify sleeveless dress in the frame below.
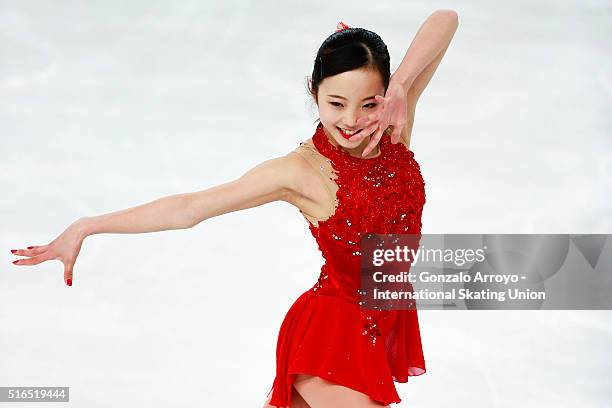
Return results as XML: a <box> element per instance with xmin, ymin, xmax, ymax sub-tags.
<box><xmin>267</xmin><ymin>122</ymin><xmax>427</xmax><ymax>406</ymax></box>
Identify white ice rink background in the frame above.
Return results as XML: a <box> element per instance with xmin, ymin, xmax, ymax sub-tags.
<box><xmin>1</xmin><ymin>1</ymin><xmax>611</xmax><ymax>406</ymax></box>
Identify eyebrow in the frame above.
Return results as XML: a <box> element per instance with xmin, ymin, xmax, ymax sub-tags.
<box><xmin>327</xmin><ymin>94</ymin><xmax>377</xmax><ymax>102</ymax></box>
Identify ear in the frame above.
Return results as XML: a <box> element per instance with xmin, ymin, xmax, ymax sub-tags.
<box><xmin>312</xmin><ymin>85</ymin><xmax>319</xmax><ymax>105</ymax></box>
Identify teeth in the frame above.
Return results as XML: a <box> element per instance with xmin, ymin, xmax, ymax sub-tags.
<box><xmin>338</xmin><ymin>127</ymin><xmax>360</xmax><ymax>135</ymax></box>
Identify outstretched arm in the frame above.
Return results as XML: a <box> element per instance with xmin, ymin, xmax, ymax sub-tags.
<box><xmin>184</xmin><ymin>155</ymin><xmax>300</xmax><ymax>227</ymax></box>
<box><xmin>10</xmin><ymin>153</ymin><xmax>302</xmax><ymax>285</ymax></box>
<box><xmin>78</xmin><ymin>154</ymin><xmax>300</xmax><ymax>236</ymax></box>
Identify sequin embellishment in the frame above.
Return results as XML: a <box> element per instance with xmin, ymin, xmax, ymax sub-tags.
<box><xmin>294</xmin><ymin>122</ymin><xmax>426</xmax><ymax>333</ymax></box>
<box><xmin>268</xmin><ymin>124</ymin><xmax>428</xmax><ymax>407</ymax></box>
<box><xmin>362</xmin><ymin>315</ymin><xmax>381</xmax><ymax>345</ymax></box>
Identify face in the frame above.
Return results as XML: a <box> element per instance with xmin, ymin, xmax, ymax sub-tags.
<box><xmin>315</xmin><ymin>68</ymin><xmax>385</xmax><ymax>150</ymax></box>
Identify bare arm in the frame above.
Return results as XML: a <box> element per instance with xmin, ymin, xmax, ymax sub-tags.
<box><xmin>184</xmin><ymin>154</ymin><xmax>299</xmax><ymax>227</ymax></box>
<box><xmin>390</xmin><ymin>9</ymin><xmax>459</xmax><ymax>148</ymax></box>
<box><xmin>75</xmin><ymin>193</ymin><xmax>194</xmax><ymax>238</ymax></box>
<box><xmin>12</xmin><ymin>152</ymin><xmax>303</xmax><ymax>286</ymax></box>
<box><xmin>356</xmin><ymin>9</ymin><xmax>459</xmax><ymax>153</ymax></box>
<box><xmin>76</xmin><ymin>154</ymin><xmax>300</xmax><ymax>238</ymax></box>
<box><xmin>391</xmin><ymin>9</ymin><xmax>459</xmax><ymax>101</ymax></box>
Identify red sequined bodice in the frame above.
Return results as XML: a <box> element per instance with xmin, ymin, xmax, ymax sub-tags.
<box><xmin>268</xmin><ymin>123</ymin><xmax>428</xmax><ymax>406</ymax></box>
<box><xmin>303</xmin><ymin>123</ymin><xmax>426</xmax><ymax>304</ymax></box>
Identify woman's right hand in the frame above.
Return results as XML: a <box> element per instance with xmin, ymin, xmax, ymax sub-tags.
<box><xmin>10</xmin><ymin>218</ymin><xmax>88</xmax><ymax>286</ymax></box>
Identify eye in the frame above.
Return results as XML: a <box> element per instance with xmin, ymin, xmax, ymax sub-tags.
<box><xmin>329</xmin><ymin>102</ymin><xmax>377</xmax><ymax>109</ymax></box>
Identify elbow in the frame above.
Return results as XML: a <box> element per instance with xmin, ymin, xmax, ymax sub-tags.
<box><xmin>178</xmin><ymin>194</ymin><xmax>200</xmax><ymax>229</ymax></box>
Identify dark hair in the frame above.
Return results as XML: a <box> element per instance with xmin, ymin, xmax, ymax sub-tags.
<box><xmin>305</xmin><ymin>27</ymin><xmax>391</xmax><ymax>125</ymax></box>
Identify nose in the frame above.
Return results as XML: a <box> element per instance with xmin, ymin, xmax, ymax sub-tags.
<box><xmin>342</xmin><ymin>109</ymin><xmax>359</xmax><ymax>129</ymax></box>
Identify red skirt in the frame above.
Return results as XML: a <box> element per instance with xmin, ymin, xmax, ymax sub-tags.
<box><xmin>267</xmin><ymin>289</ymin><xmax>426</xmax><ymax>406</ymax></box>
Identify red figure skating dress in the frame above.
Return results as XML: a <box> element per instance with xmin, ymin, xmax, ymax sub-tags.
<box><xmin>267</xmin><ymin>122</ymin><xmax>427</xmax><ymax>406</ymax></box>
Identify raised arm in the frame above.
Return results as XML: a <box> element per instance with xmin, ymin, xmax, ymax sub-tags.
<box><xmin>356</xmin><ymin>9</ymin><xmax>459</xmax><ymax>152</ymax></box>
<box><xmin>392</xmin><ymin>9</ymin><xmax>459</xmax><ymax>103</ymax></box>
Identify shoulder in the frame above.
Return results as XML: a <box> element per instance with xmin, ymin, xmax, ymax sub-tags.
<box><xmin>287</xmin><ymin>138</ymin><xmax>321</xmax><ymax>167</ymax></box>
<box><xmin>252</xmin><ymin>139</ymin><xmax>314</xmax><ymax>172</ymax></box>
<box><xmin>263</xmin><ymin>139</ymin><xmax>321</xmax><ymax>200</ymax></box>
<box><xmin>286</xmin><ymin>138</ymin><xmax>317</xmax><ymax>166</ymax></box>
<box><xmin>233</xmin><ymin>145</ymin><xmax>310</xmax><ymax>203</ymax></box>
<box><xmin>282</xmin><ymin>138</ymin><xmax>335</xmax><ymax>201</ymax></box>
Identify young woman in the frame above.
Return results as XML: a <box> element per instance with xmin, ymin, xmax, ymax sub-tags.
<box><xmin>10</xmin><ymin>11</ymin><xmax>458</xmax><ymax>408</ymax></box>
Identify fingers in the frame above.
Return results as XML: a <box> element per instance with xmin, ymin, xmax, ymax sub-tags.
<box><xmin>10</xmin><ymin>245</ymin><xmax>50</xmax><ymax>264</ymax></box>
<box><xmin>375</xmin><ymin>114</ymin><xmax>390</xmax><ymax>142</ymax></box>
<box><xmin>10</xmin><ymin>245</ymin><xmax>48</xmax><ymax>256</ymax></box>
<box><xmin>355</xmin><ymin>112</ymin><xmax>377</xmax><ymax>129</ymax></box>
<box><xmin>362</xmin><ymin>118</ymin><xmax>388</xmax><ymax>157</ymax></box>
<box><xmin>347</xmin><ymin>123</ymin><xmax>382</xmax><ymax>157</ymax></box>
<box><xmin>389</xmin><ymin>120</ymin><xmax>407</xmax><ymax>144</ymax></box>
<box><xmin>349</xmin><ymin>119</ymin><xmax>380</xmax><ymax>143</ymax></box>
<box><xmin>362</xmin><ymin>130</ymin><xmax>383</xmax><ymax>157</ymax></box>
<box><xmin>351</xmin><ymin>111</ymin><xmax>383</xmax><ymax>143</ymax></box>
<box><xmin>350</xmin><ymin>118</ymin><xmax>388</xmax><ymax>157</ymax></box>
<box><xmin>351</xmin><ymin>92</ymin><xmax>398</xmax><ymax>155</ymax></box>
<box><xmin>64</xmin><ymin>265</ymin><xmax>73</xmax><ymax>287</ymax></box>
<box><xmin>391</xmin><ymin>129</ymin><xmax>401</xmax><ymax>144</ymax></box>
<box><xmin>356</xmin><ymin>96</ymin><xmax>385</xmax><ymax>128</ymax></box>
<box><xmin>11</xmin><ymin>252</ymin><xmax>53</xmax><ymax>266</ymax></box>
<box><xmin>10</xmin><ymin>244</ymin><xmax>72</xmax><ymax>286</ymax></box>
<box><xmin>390</xmin><ymin>124</ymin><xmax>403</xmax><ymax>144</ymax></box>
<box><xmin>355</xmin><ymin>115</ymin><xmax>367</xmax><ymax>128</ymax></box>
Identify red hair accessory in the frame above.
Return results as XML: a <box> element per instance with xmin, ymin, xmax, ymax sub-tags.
<box><xmin>335</xmin><ymin>21</ymin><xmax>350</xmax><ymax>32</ymax></box>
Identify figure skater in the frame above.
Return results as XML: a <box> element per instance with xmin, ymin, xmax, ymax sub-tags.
<box><xmin>10</xmin><ymin>10</ymin><xmax>458</xmax><ymax>408</ymax></box>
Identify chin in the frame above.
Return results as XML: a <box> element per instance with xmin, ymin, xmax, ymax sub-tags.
<box><xmin>333</xmin><ymin>135</ymin><xmax>359</xmax><ymax>148</ymax></box>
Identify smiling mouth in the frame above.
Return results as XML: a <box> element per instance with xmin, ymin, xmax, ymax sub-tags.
<box><xmin>337</xmin><ymin>127</ymin><xmax>363</xmax><ymax>139</ymax></box>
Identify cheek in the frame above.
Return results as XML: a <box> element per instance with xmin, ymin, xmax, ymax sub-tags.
<box><xmin>318</xmin><ymin>108</ymin><xmax>338</xmax><ymax>125</ymax></box>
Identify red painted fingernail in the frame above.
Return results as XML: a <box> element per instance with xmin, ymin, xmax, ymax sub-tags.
<box><xmin>27</xmin><ymin>246</ymin><xmax>34</xmax><ymax>249</ymax></box>
<box><xmin>11</xmin><ymin>250</ymin><xmax>17</xmax><ymax>254</ymax></box>
<box><xmin>12</xmin><ymin>259</ymin><xmax>19</xmax><ymax>264</ymax></box>
<box><xmin>67</xmin><ymin>279</ymin><xmax>72</xmax><ymax>286</ymax></box>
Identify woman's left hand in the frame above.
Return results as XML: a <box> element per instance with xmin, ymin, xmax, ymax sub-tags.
<box><xmin>350</xmin><ymin>81</ymin><xmax>408</xmax><ymax>157</ymax></box>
